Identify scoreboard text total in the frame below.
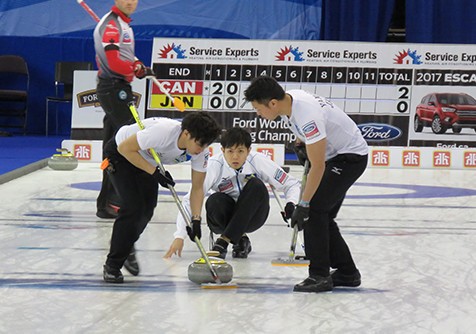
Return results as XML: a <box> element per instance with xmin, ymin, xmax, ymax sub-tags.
<box><xmin>150</xmin><ymin>63</ymin><xmax>415</xmax><ymax>114</ymax></box>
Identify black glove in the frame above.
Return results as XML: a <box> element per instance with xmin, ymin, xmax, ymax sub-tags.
<box><xmin>293</xmin><ymin>142</ymin><xmax>308</xmax><ymax>167</ymax></box>
<box><xmin>186</xmin><ymin>218</ymin><xmax>202</xmax><ymax>242</ymax></box>
<box><xmin>133</xmin><ymin>60</ymin><xmax>155</xmax><ymax>79</ymax></box>
<box><xmin>152</xmin><ymin>169</ymin><xmax>175</xmax><ymax>188</ymax></box>
<box><xmin>291</xmin><ymin>205</ymin><xmax>310</xmax><ymax>231</ymax></box>
<box><xmin>284</xmin><ymin>202</ymin><xmax>295</xmax><ymax>220</ymax></box>
<box><xmin>280</xmin><ymin>202</ymin><xmax>295</xmax><ymax>225</ymax></box>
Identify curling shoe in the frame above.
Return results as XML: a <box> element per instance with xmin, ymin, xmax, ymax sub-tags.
<box><xmin>103</xmin><ymin>264</ymin><xmax>123</xmax><ymax>283</ymax></box>
<box><xmin>211</xmin><ymin>237</ymin><xmax>228</xmax><ymax>259</ymax></box>
<box><xmin>96</xmin><ymin>204</ymin><xmax>118</xmax><ymax>219</ymax></box>
<box><xmin>232</xmin><ymin>235</ymin><xmax>252</xmax><ymax>258</ymax></box>
<box><xmin>331</xmin><ymin>269</ymin><xmax>361</xmax><ymax>287</ymax></box>
<box><xmin>124</xmin><ymin>246</ymin><xmax>139</xmax><ymax>276</ymax></box>
<box><xmin>293</xmin><ymin>275</ymin><xmax>333</xmax><ymax>293</ymax></box>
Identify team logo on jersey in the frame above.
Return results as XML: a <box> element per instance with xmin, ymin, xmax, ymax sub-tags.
<box><xmin>103</xmin><ymin>20</ymin><xmax>119</xmax><ymax>44</ymax></box>
<box><xmin>302</xmin><ymin>121</ymin><xmax>320</xmax><ymax>139</ymax></box>
<box><xmin>118</xmin><ymin>90</ymin><xmax>128</xmax><ymax>100</ymax></box>
<box><xmin>244</xmin><ymin>174</ymin><xmax>256</xmax><ymax>182</ymax></box>
<box><xmin>218</xmin><ymin>179</ymin><xmax>233</xmax><ymax>192</ymax></box>
<box><xmin>274</xmin><ymin>169</ymin><xmax>288</xmax><ymax>184</ymax></box>
<box><xmin>123</xmin><ymin>31</ymin><xmax>131</xmax><ymax>44</ymax></box>
<box><xmin>174</xmin><ymin>152</ymin><xmax>191</xmax><ymax>163</ymax></box>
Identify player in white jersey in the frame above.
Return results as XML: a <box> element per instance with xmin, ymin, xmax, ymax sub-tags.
<box><xmin>101</xmin><ymin>111</ymin><xmax>221</xmax><ymax>283</ymax></box>
<box><xmin>245</xmin><ymin>76</ymin><xmax>368</xmax><ymax>293</ymax></box>
<box><xmin>164</xmin><ymin>127</ymin><xmax>300</xmax><ymax>260</ymax></box>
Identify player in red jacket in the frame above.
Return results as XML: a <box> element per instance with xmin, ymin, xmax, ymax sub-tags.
<box><xmin>93</xmin><ymin>0</ymin><xmax>153</xmax><ymax>220</ymax></box>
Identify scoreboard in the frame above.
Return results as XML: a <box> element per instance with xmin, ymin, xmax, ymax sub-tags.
<box><xmin>151</xmin><ymin>64</ymin><xmax>413</xmax><ymax>115</ymax></box>
<box><xmin>148</xmin><ymin>38</ymin><xmax>476</xmax><ymax>149</ymax></box>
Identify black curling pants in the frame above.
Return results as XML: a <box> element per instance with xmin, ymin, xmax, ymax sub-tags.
<box><xmin>96</xmin><ymin>78</ymin><xmax>135</xmax><ymax>212</ymax></box>
<box><xmin>206</xmin><ymin>177</ymin><xmax>270</xmax><ymax>244</ymax></box>
<box><xmin>304</xmin><ymin>154</ymin><xmax>368</xmax><ymax>278</ymax></box>
<box><xmin>104</xmin><ymin>140</ymin><xmax>158</xmax><ymax>269</ymax></box>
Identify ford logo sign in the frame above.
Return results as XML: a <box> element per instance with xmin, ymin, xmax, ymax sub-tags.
<box><xmin>358</xmin><ymin>123</ymin><xmax>402</xmax><ymax>141</ymax></box>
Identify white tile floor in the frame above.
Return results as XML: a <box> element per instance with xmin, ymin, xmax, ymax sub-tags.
<box><xmin>1</xmin><ymin>162</ymin><xmax>476</xmax><ymax>333</ymax></box>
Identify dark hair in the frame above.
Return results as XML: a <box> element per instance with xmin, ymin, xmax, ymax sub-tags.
<box><xmin>244</xmin><ymin>76</ymin><xmax>286</xmax><ymax>105</ymax></box>
<box><xmin>220</xmin><ymin>127</ymin><xmax>252</xmax><ymax>149</ymax></box>
<box><xmin>181</xmin><ymin>111</ymin><xmax>221</xmax><ymax>146</ymax></box>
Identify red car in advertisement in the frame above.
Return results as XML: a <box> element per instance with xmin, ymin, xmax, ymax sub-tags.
<box><xmin>414</xmin><ymin>92</ymin><xmax>476</xmax><ymax>134</ymax></box>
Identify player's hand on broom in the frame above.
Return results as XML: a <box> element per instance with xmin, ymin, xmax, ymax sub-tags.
<box><xmin>133</xmin><ymin>60</ymin><xmax>155</xmax><ymax>79</ymax></box>
<box><xmin>152</xmin><ymin>168</ymin><xmax>175</xmax><ymax>188</ymax></box>
<box><xmin>163</xmin><ymin>238</ymin><xmax>184</xmax><ymax>258</ymax></box>
<box><xmin>186</xmin><ymin>218</ymin><xmax>202</xmax><ymax>242</ymax></box>
<box><xmin>291</xmin><ymin>203</ymin><xmax>310</xmax><ymax>231</ymax></box>
<box><xmin>293</xmin><ymin>141</ymin><xmax>309</xmax><ymax>167</ymax></box>
<box><xmin>280</xmin><ymin>202</ymin><xmax>295</xmax><ymax>224</ymax></box>
<box><xmin>284</xmin><ymin>202</ymin><xmax>295</xmax><ymax>219</ymax></box>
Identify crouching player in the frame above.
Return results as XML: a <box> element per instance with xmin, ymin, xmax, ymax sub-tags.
<box><xmin>164</xmin><ymin>127</ymin><xmax>300</xmax><ymax>260</ymax></box>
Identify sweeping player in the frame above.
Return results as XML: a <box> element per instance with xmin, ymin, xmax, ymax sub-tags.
<box><xmin>102</xmin><ymin>111</ymin><xmax>221</xmax><ymax>283</ymax></box>
<box><xmin>244</xmin><ymin>76</ymin><xmax>368</xmax><ymax>293</ymax></box>
<box><xmin>164</xmin><ymin>127</ymin><xmax>300</xmax><ymax>260</ymax></box>
<box><xmin>94</xmin><ymin>0</ymin><xmax>154</xmax><ymax>219</ymax></box>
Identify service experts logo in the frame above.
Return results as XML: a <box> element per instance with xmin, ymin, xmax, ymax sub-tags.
<box><xmin>275</xmin><ymin>45</ymin><xmax>304</xmax><ymax>62</ymax></box>
<box><xmin>158</xmin><ymin>43</ymin><xmax>187</xmax><ymax>59</ymax></box>
<box><xmin>394</xmin><ymin>49</ymin><xmax>422</xmax><ymax>65</ymax></box>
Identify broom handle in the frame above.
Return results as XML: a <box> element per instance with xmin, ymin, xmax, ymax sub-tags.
<box><xmin>289</xmin><ymin>160</ymin><xmax>310</xmax><ymax>260</ymax></box>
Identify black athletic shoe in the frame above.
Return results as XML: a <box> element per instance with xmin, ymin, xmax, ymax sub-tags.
<box><xmin>124</xmin><ymin>246</ymin><xmax>139</xmax><ymax>276</ymax></box>
<box><xmin>331</xmin><ymin>269</ymin><xmax>361</xmax><ymax>287</ymax></box>
<box><xmin>103</xmin><ymin>264</ymin><xmax>123</xmax><ymax>283</ymax></box>
<box><xmin>211</xmin><ymin>238</ymin><xmax>228</xmax><ymax>259</ymax></box>
<box><xmin>232</xmin><ymin>235</ymin><xmax>252</xmax><ymax>258</ymax></box>
<box><xmin>293</xmin><ymin>275</ymin><xmax>333</xmax><ymax>293</ymax></box>
<box><xmin>96</xmin><ymin>205</ymin><xmax>118</xmax><ymax>219</ymax></box>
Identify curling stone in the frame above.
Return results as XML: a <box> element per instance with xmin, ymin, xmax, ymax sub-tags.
<box><xmin>188</xmin><ymin>257</ymin><xmax>233</xmax><ymax>284</ymax></box>
<box><xmin>48</xmin><ymin>148</ymin><xmax>78</xmax><ymax>171</ymax></box>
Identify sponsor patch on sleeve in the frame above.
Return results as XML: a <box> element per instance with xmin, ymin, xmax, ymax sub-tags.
<box><xmin>302</xmin><ymin>121</ymin><xmax>320</xmax><ymax>139</ymax></box>
<box><xmin>203</xmin><ymin>152</ymin><xmax>209</xmax><ymax>169</ymax></box>
<box><xmin>274</xmin><ymin>169</ymin><xmax>288</xmax><ymax>184</ymax></box>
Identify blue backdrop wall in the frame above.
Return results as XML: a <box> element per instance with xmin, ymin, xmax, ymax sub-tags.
<box><xmin>405</xmin><ymin>0</ymin><xmax>476</xmax><ymax>44</ymax></box>
<box><xmin>3</xmin><ymin>0</ymin><xmax>471</xmax><ymax>135</ymax></box>
<box><xmin>1</xmin><ymin>0</ymin><xmax>323</xmax><ymax>134</ymax></box>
